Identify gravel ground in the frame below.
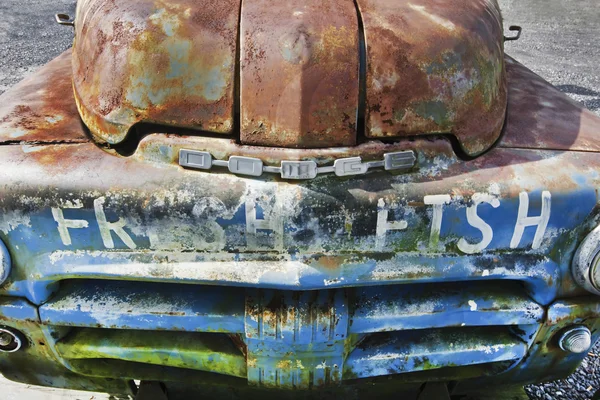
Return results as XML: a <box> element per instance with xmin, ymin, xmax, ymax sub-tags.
<box><xmin>0</xmin><ymin>0</ymin><xmax>76</xmax><ymax>94</ymax></box>
<box><xmin>525</xmin><ymin>353</ymin><xmax>600</xmax><ymax>400</ymax></box>
<box><xmin>0</xmin><ymin>0</ymin><xmax>599</xmax><ymax>399</ymax></box>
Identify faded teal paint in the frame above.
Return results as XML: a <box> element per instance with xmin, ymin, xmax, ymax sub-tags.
<box><xmin>413</xmin><ymin>101</ymin><xmax>451</xmax><ymax>127</ymax></box>
<box><xmin>425</xmin><ymin>51</ymin><xmax>465</xmax><ymax>75</ymax></box>
<box><xmin>166</xmin><ymin>40</ymin><xmax>193</xmax><ymax>79</ymax></box>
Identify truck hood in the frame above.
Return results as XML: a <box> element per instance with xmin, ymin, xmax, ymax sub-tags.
<box><xmin>0</xmin><ymin>51</ymin><xmax>598</xmax><ymax>156</ymax></box>
<box><xmin>71</xmin><ymin>0</ymin><xmax>506</xmax><ymax>156</ymax></box>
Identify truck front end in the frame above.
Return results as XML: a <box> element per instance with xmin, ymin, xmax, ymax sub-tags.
<box><xmin>0</xmin><ymin>0</ymin><xmax>599</xmax><ymax>397</ymax></box>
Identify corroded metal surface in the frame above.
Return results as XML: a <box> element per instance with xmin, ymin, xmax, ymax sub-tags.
<box><xmin>358</xmin><ymin>0</ymin><xmax>507</xmax><ymax>156</ymax></box>
<box><xmin>1</xmin><ymin>130</ymin><xmax>597</xmax><ymax>390</ymax></box>
<box><xmin>71</xmin><ymin>0</ymin><xmax>507</xmax><ymax>154</ymax></box>
<box><xmin>499</xmin><ymin>57</ymin><xmax>600</xmax><ymax>152</ymax></box>
<box><xmin>55</xmin><ymin>329</ymin><xmax>248</xmax><ymax>377</ymax></box>
<box><xmin>240</xmin><ymin>0</ymin><xmax>359</xmax><ymax>148</ymax></box>
<box><xmin>178</xmin><ymin>149</ymin><xmax>416</xmax><ymax>179</ymax></box>
<box><xmin>0</xmin><ymin>298</ymin><xmax>135</xmax><ymax>396</ymax></box>
<box><xmin>36</xmin><ymin>280</ymin><xmax>541</xmax><ymax>388</ymax></box>
<box><xmin>458</xmin><ymin>297</ymin><xmax>600</xmax><ymax>393</ymax></box>
<box><xmin>1</xmin><ymin>50</ymin><xmax>600</xmax><ymax>395</ymax></box>
<box><xmin>72</xmin><ymin>0</ymin><xmax>240</xmax><ymax>144</ymax></box>
<box><xmin>0</xmin><ymin>51</ymin><xmax>88</xmax><ymax>144</ymax></box>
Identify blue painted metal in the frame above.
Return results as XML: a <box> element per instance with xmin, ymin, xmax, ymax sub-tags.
<box><xmin>245</xmin><ymin>289</ymin><xmax>348</xmax><ymax>388</ymax></box>
<box><xmin>39</xmin><ymin>280</ymin><xmax>245</xmax><ymax>333</ymax></box>
<box><xmin>0</xmin><ymin>297</ymin><xmax>37</xmax><ymax>322</ymax></box>
<box><xmin>34</xmin><ymin>280</ymin><xmax>544</xmax><ymax>388</ymax></box>
<box><xmin>3</xmin><ymin>251</ymin><xmax>561</xmax><ymax>306</ymax></box>
<box><xmin>350</xmin><ymin>282</ymin><xmax>544</xmax><ymax>332</ymax></box>
<box><xmin>344</xmin><ymin>328</ymin><xmax>528</xmax><ymax>379</ymax></box>
<box><xmin>38</xmin><ymin>281</ymin><xmax>543</xmax><ymax>334</ymax></box>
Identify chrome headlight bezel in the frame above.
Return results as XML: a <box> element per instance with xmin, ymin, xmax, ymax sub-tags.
<box><xmin>572</xmin><ymin>225</ymin><xmax>600</xmax><ymax>295</ymax></box>
<box><xmin>0</xmin><ymin>238</ymin><xmax>10</xmax><ymax>286</ymax></box>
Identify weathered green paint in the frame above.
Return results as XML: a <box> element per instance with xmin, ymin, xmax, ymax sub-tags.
<box><xmin>56</xmin><ymin>329</ymin><xmax>247</xmax><ymax>378</ymax></box>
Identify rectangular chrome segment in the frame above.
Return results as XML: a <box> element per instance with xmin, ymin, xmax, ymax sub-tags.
<box><xmin>228</xmin><ymin>156</ymin><xmax>264</xmax><ymax>176</ymax></box>
<box><xmin>384</xmin><ymin>151</ymin><xmax>416</xmax><ymax>170</ymax></box>
<box><xmin>280</xmin><ymin>161</ymin><xmax>318</xmax><ymax>179</ymax></box>
<box><xmin>178</xmin><ymin>149</ymin><xmax>416</xmax><ymax>179</ymax></box>
<box><xmin>179</xmin><ymin>149</ymin><xmax>212</xmax><ymax>170</ymax></box>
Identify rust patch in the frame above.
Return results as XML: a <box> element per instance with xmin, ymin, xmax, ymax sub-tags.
<box><xmin>72</xmin><ymin>0</ymin><xmax>241</xmax><ymax>145</ymax></box>
<box><xmin>357</xmin><ymin>0</ymin><xmax>507</xmax><ymax>156</ymax></box>
<box><xmin>0</xmin><ymin>51</ymin><xmax>88</xmax><ymax>144</ymax></box>
<box><xmin>313</xmin><ymin>255</ymin><xmax>348</xmax><ymax>271</ymax></box>
<box><xmin>240</xmin><ymin>0</ymin><xmax>360</xmax><ymax>148</ymax></box>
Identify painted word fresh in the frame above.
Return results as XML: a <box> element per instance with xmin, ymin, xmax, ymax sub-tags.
<box><xmin>51</xmin><ymin>191</ymin><xmax>551</xmax><ymax>254</ymax></box>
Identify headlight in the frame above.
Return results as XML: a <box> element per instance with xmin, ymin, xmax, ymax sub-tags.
<box><xmin>0</xmin><ymin>238</ymin><xmax>10</xmax><ymax>286</ymax></box>
<box><xmin>0</xmin><ymin>327</ymin><xmax>22</xmax><ymax>353</ymax></box>
<box><xmin>572</xmin><ymin>225</ymin><xmax>600</xmax><ymax>295</ymax></box>
<box><xmin>558</xmin><ymin>326</ymin><xmax>592</xmax><ymax>354</ymax></box>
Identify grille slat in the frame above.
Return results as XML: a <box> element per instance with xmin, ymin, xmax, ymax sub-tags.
<box><xmin>40</xmin><ymin>280</ymin><xmax>542</xmax><ymax>333</ymax></box>
<box><xmin>344</xmin><ymin>327</ymin><xmax>527</xmax><ymax>379</ymax></box>
<box><xmin>40</xmin><ymin>280</ymin><xmax>245</xmax><ymax>333</ymax></box>
<box><xmin>350</xmin><ymin>281</ymin><xmax>544</xmax><ymax>333</ymax></box>
<box><xmin>55</xmin><ymin>328</ymin><xmax>247</xmax><ymax>378</ymax></box>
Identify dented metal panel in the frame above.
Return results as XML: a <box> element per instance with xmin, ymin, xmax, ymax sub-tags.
<box><xmin>72</xmin><ymin>0</ymin><xmax>240</xmax><ymax>144</ymax></box>
<box><xmin>240</xmin><ymin>0</ymin><xmax>360</xmax><ymax>148</ymax></box>
<box><xmin>358</xmin><ymin>0</ymin><xmax>506</xmax><ymax>156</ymax></box>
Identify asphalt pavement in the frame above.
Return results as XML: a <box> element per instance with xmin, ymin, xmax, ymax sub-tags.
<box><xmin>0</xmin><ymin>0</ymin><xmax>598</xmax><ymax>399</ymax></box>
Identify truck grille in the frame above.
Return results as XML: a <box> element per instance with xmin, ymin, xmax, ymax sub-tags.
<box><xmin>39</xmin><ymin>279</ymin><xmax>543</xmax><ymax>388</ymax></box>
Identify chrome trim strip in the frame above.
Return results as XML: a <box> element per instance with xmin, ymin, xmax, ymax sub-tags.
<box><xmin>179</xmin><ymin>150</ymin><xmax>416</xmax><ymax>180</ymax></box>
